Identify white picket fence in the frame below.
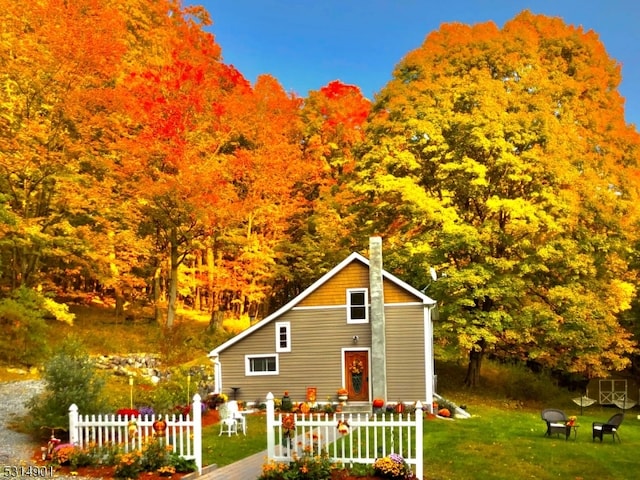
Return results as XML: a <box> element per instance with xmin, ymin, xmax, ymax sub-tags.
<box><xmin>68</xmin><ymin>394</ymin><xmax>202</xmax><ymax>473</ymax></box>
<box><xmin>265</xmin><ymin>392</ymin><xmax>423</xmax><ymax>479</ymax></box>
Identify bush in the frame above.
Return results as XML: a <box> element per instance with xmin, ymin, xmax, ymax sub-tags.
<box><xmin>26</xmin><ymin>337</ymin><xmax>108</xmax><ymax>436</ymax></box>
<box><xmin>114</xmin><ymin>451</ymin><xmax>143</xmax><ymax>479</ymax></box>
<box><xmin>0</xmin><ymin>288</ymin><xmax>50</xmax><ymax>366</ymax></box>
<box><xmin>140</xmin><ymin>438</ymin><xmax>171</xmax><ymax>471</ymax></box>
<box><xmin>168</xmin><ymin>453</ymin><xmax>197</xmax><ymax>473</ymax></box>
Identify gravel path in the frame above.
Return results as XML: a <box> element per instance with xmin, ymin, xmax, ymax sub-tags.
<box><xmin>0</xmin><ymin>380</ymin><xmax>44</xmax><ymax>467</ymax></box>
<box><xmin>0</xmin><ymin>380</ymin><xmax>93</xmax><ymax>479</ymax></box>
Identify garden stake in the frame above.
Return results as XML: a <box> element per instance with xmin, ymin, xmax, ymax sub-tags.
<box><xmin>129</xmin><ymin>375</ymin><xmax>134</xmax><ymax>409</ymax></box>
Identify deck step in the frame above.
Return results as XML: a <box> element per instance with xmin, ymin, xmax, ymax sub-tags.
<box><xmin>339</xmin><ymin>402</ymin><xmax>372</xmax><ymax>414</ymax></box>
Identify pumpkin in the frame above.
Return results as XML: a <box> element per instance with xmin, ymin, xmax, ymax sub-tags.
<box><xmin>438</xmin><ymin>408</ymin><xmax>451</xmax><ymax>417</ymax></box>
<box><xmin>372</xmin><ymin>398</ymin><xmax>385</xmax><ymax>408</ymax></box>
<box><xmin>152</xmin><ymin>419</ymin><xmax>167</xmax><ymax>435</ymax></box>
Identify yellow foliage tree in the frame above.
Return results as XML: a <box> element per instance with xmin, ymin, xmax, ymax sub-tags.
<box><xmin>357</xmin><ymin>11</ymin><xmax>640</xmax><ymax>385</ymax></box>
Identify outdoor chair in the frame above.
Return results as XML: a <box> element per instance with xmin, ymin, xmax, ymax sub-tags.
<box><xmin>218</xmin><ymin>400</ymin><xmax>246</xmax><ymax>436</ymax></box>
<box><xmin>592</xmin><ymin>413</ymin><xmax>624</xmax><ymax>442</ymax></box>
<box><xmin>218</xmin><ymin>402</ymin><xmax>238</xmax><ymax>436</ymax></box>
<box><xmin>541</xmin><ymin>408</ymin><xmax>570</xmax><ymax>440</ymax></box>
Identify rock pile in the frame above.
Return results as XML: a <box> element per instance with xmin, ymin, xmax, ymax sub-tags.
<box><xmin>93</xmin><ymin>353</ymin><xmax>163</xmax><ymax>381</ymax></box>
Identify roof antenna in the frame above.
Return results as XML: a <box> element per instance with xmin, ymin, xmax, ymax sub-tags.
<box><xmin>430</xmin><ymin>267</ymin><xmax>438</xmax><ymax>282</ymax></box>
<box><xmin>421</xmin><ymin>267</ymin><xmax>439</xmax><ymax>293</ymax></box>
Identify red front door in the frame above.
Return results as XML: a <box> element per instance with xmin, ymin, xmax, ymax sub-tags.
<box><xmin>345</xmin><ymin>350</ymin><xmax>369</xmax><ymax>401</ymax></box>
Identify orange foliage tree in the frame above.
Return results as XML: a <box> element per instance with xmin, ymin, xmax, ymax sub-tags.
<box><xmin>283</xmin><ymin>81</ymin><xmax>372</xmax><ymax>295</ymax></box>
<box><xmin>114</xmin><ymin>2</ymin><xmax>241</xmax><ymax>327</ymax></box>
<box><xmin>0</xmin><ymin>0</ymin><xmax>128</xmax><ymax>289</ymax></box>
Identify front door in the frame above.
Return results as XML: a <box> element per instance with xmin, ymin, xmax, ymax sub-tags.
<box><xmin>345</xmin><ymin>350</ymin><xmax>369</xmax><ymax>401</ymax></box>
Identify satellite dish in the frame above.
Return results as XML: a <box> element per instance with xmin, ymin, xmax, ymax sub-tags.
<box><xmin>429</xmin><ymin>267</ymin><xmax>437</xmax><ymax>282</ymax></box>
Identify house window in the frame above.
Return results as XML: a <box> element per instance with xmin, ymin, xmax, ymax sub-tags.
<box><xmin>275</xmin><ymin>322</ymin><xmax>291</xmax><ymax>352</ymax></box>
<box><xmin>347</xmin><ymin>288</ymin><xmax>368</xmax><ymax>323</ymax></box>
<box><xmin>245</xmin><ymin>354</ymin><xmax>279</xmax><ymax>376</ymax></box>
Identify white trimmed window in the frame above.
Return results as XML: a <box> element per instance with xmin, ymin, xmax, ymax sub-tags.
<box><xmin>347</xmin><ymin>288</ymin><xmax>368</xmax><ymax>323</ymax></box>
<box><xmin>245</xmin><ymin>354</ymin><xmax>279</xmax><ymax>376</ymax></box>
<box><xmin>275</xmin><ymin>321</ymin><xmax>291</xmax><ymax>352</ymax></box>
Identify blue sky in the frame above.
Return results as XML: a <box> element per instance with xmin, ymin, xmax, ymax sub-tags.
<box><xmin>195</xmin><ymin>1</ymin><xmax>640</xmax><ymax>127</ymax></box>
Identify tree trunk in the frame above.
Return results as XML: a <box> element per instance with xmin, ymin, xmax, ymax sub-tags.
<box><xmin>195</xmin><ymin>250</ymin><xmax>203</xmax><ymax>310</ymax></box>
<box><xmin>209</xmin><ymin>306</ymin><xmax>224</xmax><ymax>332</ymax></box>
<box><xmin>114</xmin><ymin>285</ymin><xmax>125</xmax><ymax>319</ymax></box>
<box><xmin>207</xmin><ymin>245</ymin><xmax>214</xmax><ymax>301</ymax></box>
<box><xmin>464</xmin><ymin>341</ymin><xmax>486</xmax><ymax>388</ymax></box>
<box><xmin>153</xmin><ymin>265</ymin><xmax>163</xmax><ymax>325</ymax></box>
<box><xmin>166</xmin><ymin>228</ymin><xmax>179</xmax><ymax>328</ymax></box>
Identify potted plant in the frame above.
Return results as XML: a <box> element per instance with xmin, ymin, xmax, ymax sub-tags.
<box><xmin>372</xmin><ymin>397</ymin><xmax>385</xmax><ymax>413</ymax></box>
<box><xmin>337</xmin><ymin>387</ymin><xmax>348</xmax><ymax>402</ymax></box>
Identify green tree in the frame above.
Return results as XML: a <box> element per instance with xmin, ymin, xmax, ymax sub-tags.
<box><xmin>357</xmin><ymin>11</ymin><xmax>640</xmax><ymax>386</ymax></box>
<box><xmin>27</xmin><ymin>337</ymin><xmax>107</xmax><ymax>435</ymax></box>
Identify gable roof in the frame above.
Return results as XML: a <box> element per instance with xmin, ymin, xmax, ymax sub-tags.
<box><xmin>208</xmin><ymin>251</ymin><xmax>436</xmax><ymax>357</ymax></box>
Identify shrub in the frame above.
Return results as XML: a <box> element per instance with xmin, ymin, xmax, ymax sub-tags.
<box><xmin>168</xmin><ymin>453</ymin><xmax>197</xmax><ymax>473</ymax></box>
<box><xmin>68</xmin><ymin>444</ymin><xmax>97</xmax><ymax>468</ymax></box>
<box><xmin>114</xmin><ymin>451</ymin><xmax>143</xmax><ymax>479</ymax></box>
<box><xmin>140</xmin><ymin>438</ymin><xmax>172</xmax><ymax>471</ymax></box>
<box><xmin>135</xmin><ymin>366</ymin><xmax>207</xmax><ymax>414</ymax></box>
<box><xmin>0</xmin><ymin>287</ymin><xmax>50</xmax><ymax>366</ymax></box>
<box><xmin>26</xmin><ymin>337</ymin><xmax>108</xmax><ymax>436</ymax></box>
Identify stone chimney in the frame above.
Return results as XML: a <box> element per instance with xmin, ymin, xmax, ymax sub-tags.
<box><xmin>369</xmin><ymin>236</ymin><xmax>387</xmax><ymax>401</ymax></box>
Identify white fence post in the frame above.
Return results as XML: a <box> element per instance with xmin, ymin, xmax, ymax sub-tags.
<box><xmin>69</xmin><ymin>404</ymin><xmax>79</xmax><ymax>445</ymax></box>
<box><xmin>415</xmin><ymin>401</ymin><xmax>423</xmax><ymax>479</ymax></box>
<box><xmin>266</xmin><ymin>392</ymin><xmax>275</xmax><ymax>460</ymax></box>
<box><xmin>192</xmin><ymin>394</ymin><xmax>202</xmax><ymax>474</ymax></box>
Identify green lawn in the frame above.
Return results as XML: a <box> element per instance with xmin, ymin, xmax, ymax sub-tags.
<box><xmin>201</xmin><ymin>405</ymin><xmax>639</xmax><ymax>479</ymax></box>
<box><xmin>422</xmin><ymin>404</ymin><xmax>639</xmax><ymax>480</ymax></box>
<box><xmin>202</xmin><ymin>413</ymin><xmax>268</xmax><ymax>467</ymax></box>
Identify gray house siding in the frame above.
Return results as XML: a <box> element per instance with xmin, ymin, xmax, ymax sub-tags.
<box><xmin>385</xmin><ymin>304</ymin><xmax>426</xmax><ymax>402</ymax></box>
<box><xmin>218</xmin><ymin>307</ymin><xmax>372</xmax><ymax>403</ymax></box>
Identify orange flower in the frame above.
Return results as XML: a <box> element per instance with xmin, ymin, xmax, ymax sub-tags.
<box><xmin>282</xmin><ymin>413</ymin><xmax>295</xmax><ymax>431</ymax></box>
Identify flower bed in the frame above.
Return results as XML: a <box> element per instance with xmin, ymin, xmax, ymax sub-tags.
<box><xmin>258</xmin><ymin>453</ymin><xmax>419</xmax><ymax>480</ymax></box>
<box><xmin>33</xmin><ymin>437</ymin><xmax>197</xmax><ymax>480</ymax></box>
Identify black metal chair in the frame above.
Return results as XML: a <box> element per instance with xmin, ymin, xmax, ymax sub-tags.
<box><xmin>541</xmin><ymin>408</ymin><xmax>570</xmax><ymax>440</ymax></box>
<box><xmin>592</xmin><ymin>413</ymin><xmax>624</xmax><ymax>442</ymax></box>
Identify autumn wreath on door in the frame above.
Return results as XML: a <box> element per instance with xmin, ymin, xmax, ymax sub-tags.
<box><xmin>349</xmin><ymin>359</ymin><xmax>364</xmax><ymax>394</ymax></box>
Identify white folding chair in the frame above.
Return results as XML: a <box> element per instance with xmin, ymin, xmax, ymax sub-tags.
<box><xmin>227</xmin><ymin>400</ymin><xmax>247</xmax><ymax>435</ymax></box>
<box><xmin>218</xmin><ymin>403</ymin><xmax>238</xmax><ymax>436</ymax></box>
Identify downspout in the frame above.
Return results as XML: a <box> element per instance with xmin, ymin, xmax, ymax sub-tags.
<box><xmin>369</xmin><ymin>237</ymin><xmax>387</xmax><ymax>402</ymax></box>
<box><xmin>208</xmin><ymin>353</ymin><xmax>221</xmax><ymax>394</ymax></box>
<box><xmin>424</xmin><ymin>304</ymin><xmax>435</xmax><ymax>413</ymax></box>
